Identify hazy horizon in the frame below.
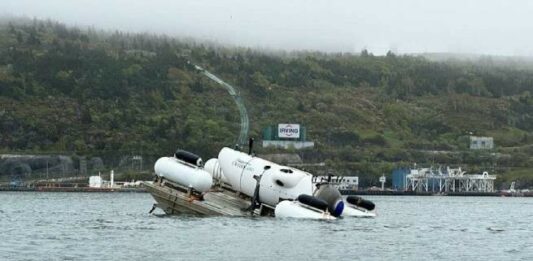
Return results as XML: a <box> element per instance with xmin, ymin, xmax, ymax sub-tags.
<box><xmin>2</xmin><ymin>0</ymin><xmax>533</xmax><ymax>57</ymax></box>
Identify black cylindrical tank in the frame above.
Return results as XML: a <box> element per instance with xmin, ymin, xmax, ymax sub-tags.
<box><xmin>346</xmin><ymin>195</ymin><xmax>375</xmax><ymax>211</ymax></box>
<box><xmin>174</xmin><ymin>149</ymin><xmax>203</xmax><ymax>167</ymax></box>
<box><xmin>297</xmin><ymin>194</ymin><xmax>329</xmax><ymax>211</ymax></box>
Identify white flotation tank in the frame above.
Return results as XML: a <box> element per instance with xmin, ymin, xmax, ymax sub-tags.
<box><xmin>204</xmin><ymin>158</ymin><xmax>228</xmax><ymax>183</ymax></box>
<box><xmin>274</xmin><ymin>200</ymin><xmax>335</xmax><ymax>220</ymax></box>
<box><xmin>154</xmin><ymin>157</ymin><xmax>213</xmax><ymax>193</ymax></box>
<box><xmin>342</xmin><ymin>195</ymin><xmax>376</xmax><ymax>218</ymax></box>
<box><xmin>342</xmin><ymin>205</ymin><xmax>377</xmax><ymax>218</ymax></box>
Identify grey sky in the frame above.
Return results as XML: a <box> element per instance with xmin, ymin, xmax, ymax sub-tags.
<box><xmin>2</xmin><ymin>0</ymin><xmax>533</xmax><ymax>56</ymax></box>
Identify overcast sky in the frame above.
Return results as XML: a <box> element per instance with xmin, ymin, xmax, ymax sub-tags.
<box><xmin>2</xmin><ymin>0</ymin><xmax>533</xmax><ymax>56</ymax></box>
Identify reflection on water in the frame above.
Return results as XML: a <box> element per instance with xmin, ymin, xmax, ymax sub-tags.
<box><xmin>1</xmin><ymin>192</ymin><xmax>532</xmax><ymax>260</ymax></box>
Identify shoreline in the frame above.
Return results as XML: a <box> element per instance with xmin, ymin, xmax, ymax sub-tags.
<box><xmin>340</xmin><ymin>190</ymin><xmax>533</xmax><ymax>197</ymax></box>
<box><xmin>0</xmin><ymin>186</ymin><xmax>147</xmax><ymax>193</ymax></box>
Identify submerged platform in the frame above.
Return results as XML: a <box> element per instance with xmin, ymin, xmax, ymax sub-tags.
<box><xmin>144</xmin><ymin>180</ymin><xmax>268</xmax><ymax>216</ymax></box>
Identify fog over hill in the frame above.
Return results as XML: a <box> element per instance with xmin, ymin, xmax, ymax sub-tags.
<box><xmin>2</xmin><ymin>0</ymin><xmax>533</xmax><ymax>56</ymax></box>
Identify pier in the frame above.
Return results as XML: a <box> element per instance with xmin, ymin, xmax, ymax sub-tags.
<box><xmin>404</xmin><ymin>167</ymin><xmax>496</xmax><ymax>193</ymax></box>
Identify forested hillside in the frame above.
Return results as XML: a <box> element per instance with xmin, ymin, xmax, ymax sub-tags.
<box><xmin>2</xmin><ymin>18</ymin><xmax>533</xmax><ymax>187</ymax></box>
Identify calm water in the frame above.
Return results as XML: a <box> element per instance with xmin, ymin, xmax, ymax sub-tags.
<box><xmin>1</xmin><ymin>192</ymin><xmax>532</xmax><ymax>261</ymax></box>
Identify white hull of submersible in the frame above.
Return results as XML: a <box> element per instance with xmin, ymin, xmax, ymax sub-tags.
<box><xmin>274</xmin><ymin>200</ymin><xmax>335</xmax><ymax>220</ymax></box>
<box><xmin>342</xmin><ymin>205</ymin><xmax>377</xmax><ymax>218</ymax></box>
<box><xmin>154</xmin><ymin>157</ymin><xmax>213</xmax><ymax>193</ymax></box>
<box><xmin>216</xmin><ymin>147</ymin><xmax>314</xmax><ymax>206</ymax></box>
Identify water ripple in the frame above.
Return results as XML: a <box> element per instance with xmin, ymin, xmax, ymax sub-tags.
<box><xmin>1</xmin><ymin>193</ymin><xmax>532</xmax><ymax>260</ymax></box>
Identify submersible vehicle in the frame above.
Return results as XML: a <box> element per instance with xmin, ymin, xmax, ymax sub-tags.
<box><xmin>145</xmin><ymin>145</ymin><xmax>376</xmax><ymax>219</ymax></box>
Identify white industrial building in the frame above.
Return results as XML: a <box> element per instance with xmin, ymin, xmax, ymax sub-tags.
<box><xmin>313</xmin><ymin>176</ymin><xmax>359</xmax><ymax>191</ymax></box>
<box><xmin>470</xmin><ymin>136</ymin><xmax>494</xmax><ymax>150</ymax></box>
<box><xmin>405</xmin><ymin>167</ymin><xmax>496</xmax><ymax>193</ymax></box>
<box><xmin>88</xmin><ymin>170</ymin><xmax>116</xmax><ymax>188</ymax></box>
<box><xmin>262</xmin><ymin>123</ymin><xmax>314</xmax><ymax>149</ymax></box>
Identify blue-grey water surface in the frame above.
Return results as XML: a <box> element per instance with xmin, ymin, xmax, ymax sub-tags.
<box><xmin>1</xmin><ymin>192</ymin><xmax>532</xmax><ymax>261</ymax></box>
